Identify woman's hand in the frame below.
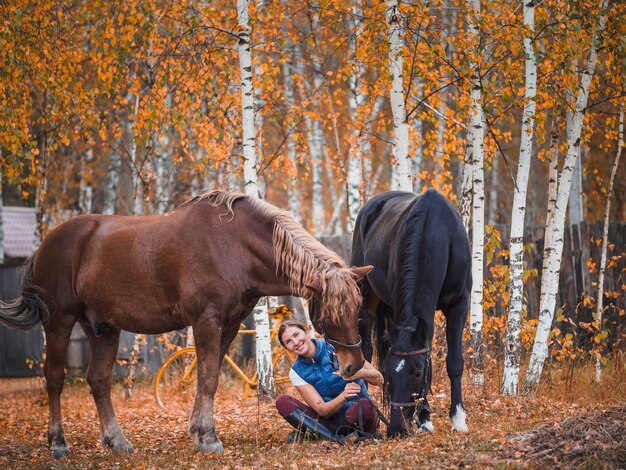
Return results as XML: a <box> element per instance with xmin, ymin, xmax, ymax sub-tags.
<box><xmin>335</xmin><ymin>360</ymin><xmax>384</xmax><ymax>387</ymax></box>
<box><xmin>340</xmin><ymin>382</ymin><xmax>362</xmax><ymax>401</ymax></box>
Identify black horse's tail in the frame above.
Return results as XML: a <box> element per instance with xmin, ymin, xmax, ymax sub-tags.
<box><xmin>0</xmin><ymin>256</ymin><xmax>49</xmax><ymax>330</ymax></box>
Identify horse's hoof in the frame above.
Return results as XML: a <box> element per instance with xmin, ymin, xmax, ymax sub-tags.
<box><xmin>386</xmin><ymin>429</ymin><xmax>409</xmax><ymax>439</ymax></box>
<box><xmin>417</xmin><ymin>421</ymin><xmax>435</xmax><ymax>433</ymax></box>
<box><xmin>103</xmin><ymin>434</ymin><xmax>134</xmax><ymax>453</ymax></box>
<box><xmin>52</xmin><ymin>447</ymin><xmax>70</xmax><ymax>459</ymax></box>
<box><xmin>450</xmin><ymin>405</ymin><xmax>469</xmax><ymax>432</ymax></box>
<box><xmin>194</xmin><ymin>435</ymin><xmax>224</xmax><ymax>454</ymax></box>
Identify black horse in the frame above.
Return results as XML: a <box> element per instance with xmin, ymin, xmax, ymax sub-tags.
<box><xmin>351</xmin><ymin>189</ymin><xmax>472</xmax><ymax>436</ymax></box>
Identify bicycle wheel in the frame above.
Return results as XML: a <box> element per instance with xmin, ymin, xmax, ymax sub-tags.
<box><xmin>273</xmin><ymin>348</ymin><xmax>295</xmax><ymax>392</ymax></box>
<box><xmin>154</xmin><ymin>347</ymin><xmax>197</xmax><ymax>413</ymax></box>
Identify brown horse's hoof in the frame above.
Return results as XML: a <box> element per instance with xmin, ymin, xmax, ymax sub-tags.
<box><xmin>194</xmin><ymin>435</ymin><xmax>224</xmax><ymax>454</ymax></box>
<box><xmin>103</xmin><ymin>434</ymin><xmax>134</xmax><ymax>453</ymax></box>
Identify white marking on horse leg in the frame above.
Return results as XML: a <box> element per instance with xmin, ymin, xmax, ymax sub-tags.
<box><xmin>394</xmin><ymin>359</ymin><xmax>405</xmax><ymax>373</ymax></box>
<box><xmin>417</xmin><ymin>420</ymin><xmax>435</xmax><ymax>433</ymax></box>
<box><xmin>450</xmin><ymin>404</ymin><xmax>469</xmax><ymax>432</ymax></box>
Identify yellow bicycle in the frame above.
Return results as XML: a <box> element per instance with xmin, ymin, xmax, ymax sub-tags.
<box><xmin>154</xmin><ymin>305</ymin><xmax>294</xmax><ymax>410</ymax></box>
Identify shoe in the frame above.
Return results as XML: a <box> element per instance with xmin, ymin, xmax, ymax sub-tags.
<box><xmin>286</xmin><ymin>429</ymin><xmax>321</xmax><ymax>443</ymax></box>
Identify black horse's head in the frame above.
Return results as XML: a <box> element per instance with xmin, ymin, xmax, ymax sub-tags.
<box><xmin>385</xmin><ymin>345</ymin><xmax>431</xmax><ymax>437</ymax></box>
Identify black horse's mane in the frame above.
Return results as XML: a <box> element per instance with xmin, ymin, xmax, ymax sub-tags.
<box><xmin>392</xmin><ymin>191</ymin><xmax>437</xmax><ymax>344</ymax></box>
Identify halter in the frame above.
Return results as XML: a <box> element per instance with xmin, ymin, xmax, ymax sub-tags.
<box><xmin>315</xmin><ymin>317</ymin><xmax>362</xmax><ymax>350</ymax></box>
<box><xmin>309</xmin><ymin>299</ymin><xmax>362</xmax><ymax>351</ymax></box>
<box><xmin>389</xmin><ymin>347</ymin><xmax>432</xmax><ymax>430</ymax></box>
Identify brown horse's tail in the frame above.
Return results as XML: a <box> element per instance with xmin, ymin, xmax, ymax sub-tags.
<box><xmin>0</xmin><ymin>256</ymin><xmax>49</xmax><ymax>330</ymax></box>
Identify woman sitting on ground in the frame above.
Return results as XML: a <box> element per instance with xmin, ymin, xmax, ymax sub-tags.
<box><xmin>275</xmin><ymin>319</ymin><xmax>384</xmax><ymax>443</ymax></box>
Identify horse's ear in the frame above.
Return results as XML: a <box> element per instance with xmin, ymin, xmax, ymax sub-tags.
<box><xmin>350</xmin><ymin>265</ymin><xmax>373</xmax><ymax>281</ymax></box>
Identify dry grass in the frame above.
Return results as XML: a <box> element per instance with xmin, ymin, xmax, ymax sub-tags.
<box><xmin>0</xmin><ymin>362</ymin><xmax>624</xmax><ymax>469</ymax></box>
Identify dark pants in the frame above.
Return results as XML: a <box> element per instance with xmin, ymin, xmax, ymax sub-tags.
<box><xmin>275</xmin><ymin>394</ymin><xmax>379</xmax><ymax>434</ymax></box>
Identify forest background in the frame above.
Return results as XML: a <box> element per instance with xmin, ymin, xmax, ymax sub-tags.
<box><xmin>0</xmin><ymin>0</ymin><xmax>625</xmax><ymax>420</ymax></box>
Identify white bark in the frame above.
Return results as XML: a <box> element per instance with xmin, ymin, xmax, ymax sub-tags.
<box><xmin>79</xmin><ymin>149</ymin><xmax>94</xmax><ymax>214</ymax></box>
<box><xmin>595</xmin><ymin>105</ymin><xmax>623</xmax><ymax>384</ymax></box>
<box><xmin>102</xmin><ymin>151</ymin><xmax>121</xmax><ymax>215</ymax></box>
<box><xmin>124</xmin><ymin>335</ymin><xmax>146</xmax><ymax>399</ymax></box>
<box><xmin>238</xmin><ymin>0</ymin><xmax>258</xmax><ymax>198</ymax></box>
<box><xmin>502</xmin><ymin>0</ymin><xmax>536</xmax><ymax>396</ymax></box>
<box><xmin>33</xmin><ymin>138</ymin><xmax>48</xmax><ymax>250</ymax></box>
<box><xmin>346</xmin><ymin>0</ymin><xmax>366</xmax><ymax>231</ymax></box>
<box><xmin>467</xmin><ymin>0</ymin><xmax>484</xmax><ymax>386</ymax></box>
<box><xmin>253</xmin><ymin>297</ymin><xmax>275</xmax><ymax>398</ymax></box>
<box><xmin>298</xmin><ymin>35</ymin><xmax>325</xmax><ymax>235</ymax></box>
<box><xmin>412</xmin><ymin>78</ymin><xmax>424</xmax><ymax>193</ymax></box>
<box><xmin>282</xmin><ymin>47</ymin><xmax>302</xmax><ymax>224</ymax></box>
<box><xmin>488</xmin><ymin>154</ymin><xmax>498</xmax><ymax>225</ymax></box>
<box><xmin>386</xmin><ymin>0</ymin><xmax>412</xmax><ymax>191</ymax></box>
<box><xmin>129</xmin><ymin>93</ymin><xmax>145</xmax><ymax>217</ymax></box>
<box><xmin>569</xmin><ymin>149</ymin><xmax>584</xmax><ymax>224</ymax></box>
<box><xmin>524</xmin><ymin>2</ymin><xmax>608</xmax><ymax>391</ymax></box>
<box><xmin>460</xmin><ymin>138</ymin><xmax>473</xmax><ymax>231</ymax></box>
<box><xmin>155</xmin><ymin>134</ymin><xmax>173</xmax><ymax>214</ymax></box>
<box><xmin>124</xmin><ymin>334</ymin><xmax>145</xmax><ymax>399</ymax></box>
<box><xmin>238</xmin><ymin>0</ymin><xmax>273</xmax><ymax>396</ymax></box>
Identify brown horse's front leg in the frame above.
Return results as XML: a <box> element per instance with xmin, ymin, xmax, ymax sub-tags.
<box><xmin>189</xmin><ymin>318</ymin><xmax>240</xmax><ymax>454</ymax></box>
<box><xmin>82</xmin><ymin>323</ymin><xmax>134</xmax><ymax>453</ymax></box>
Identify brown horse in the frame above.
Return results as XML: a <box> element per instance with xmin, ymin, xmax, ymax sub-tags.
<box><xmin>0</xmin><ymin>190</ymin><xmax>370</xmax><ymax>457</ymax></box>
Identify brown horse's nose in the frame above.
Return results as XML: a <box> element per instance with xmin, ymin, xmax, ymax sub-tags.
<box><xmin>341</xmin><ymin>359</ymin><xmax>365</xmax><ymax>378</ymax></box>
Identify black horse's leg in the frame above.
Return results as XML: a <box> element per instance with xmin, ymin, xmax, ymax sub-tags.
<box><xmin>80</xmin><ymin>321</ymin><xmax>134</xmax><ymax>452</ymax></box>
<box><xmin>44</xmin><ymin>324</ymin><xmax>73</xmax><ymax>458</ymax></box>
<box><xmin>445</xmin><ymin>300</ymin><xmax>469</xmax><ymax>432</ymax></box>
<box><xmin>189</xmin><ymin>311</ymin><xmax>242</xmax><ymax>454</ymax></box>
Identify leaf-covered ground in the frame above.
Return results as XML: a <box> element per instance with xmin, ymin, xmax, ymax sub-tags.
<box><xmin>0</xmin><ymin>364</ymin><xmax>623</xmax><ymax>469</ymax></box>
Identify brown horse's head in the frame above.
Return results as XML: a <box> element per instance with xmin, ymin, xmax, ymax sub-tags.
<box><xmin>263</xmin><ymin>197</ymin><xmax>374</xmax><ymax>377</ymax></box>
<box><xmin>306</xmin><ymin>265</ymin><xmax>373</xmax><ymax>377</ymax></box>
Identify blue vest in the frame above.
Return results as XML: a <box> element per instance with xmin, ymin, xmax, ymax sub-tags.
<box><xmin>291</xmin><ymin>338</ymin><xmax>369</xmax><ymax>415</ymax></box>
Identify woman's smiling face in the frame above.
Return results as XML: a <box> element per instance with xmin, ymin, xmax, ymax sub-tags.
<box><xmin>281</xmin><ymin>326</ymin><xmax>316</xmax><ymax>358</ymax></box>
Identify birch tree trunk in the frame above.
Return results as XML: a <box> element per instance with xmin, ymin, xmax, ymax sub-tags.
<box><xmin>502</xmin><ymin>0</ymin><xmax>537</xmax><ymax>396</ymax></box>
<box><xmin>386</xmin><ymin>0</ymin><xmax>412</xmax><ymax>192</ymax></box>
<box><xmin>124</xmin><ymin>335</ymin><xmax>145</xmax><ymax>399</ymax></box>
<box><xmin>467</xmin><ymin>0</ymin><xmax>485</xmax><ymax>386</ymax></box>
<box><xmin>460</xmin><ymin>140</ymin><xmax>473</xmax><ymax>231</ymax></box>
<box><xmin>33</xmin><ymin>135</ymin><xmax>48</xmax><ymax>251</ymax></box>
<box><xmin>79</xmin><ymin>149</ymin><xmax>94</xmax><ymax>214</ymax></box>
<box><xmin>542</xmin><ymin>116</ymin><xmax>560</xmax><ymax>271</ymax></box>
<box><xmin>155</xmin><ymin>134</ymin><xmax>173</xmax><ymax>214</ymax></box>
<box><xmin>128</xmin><ymin>92</ymin><xmax>148</xmax><ymax>217</ymax></box>
<box><xmin>524</xmin><ymin>2</ymin><xmax>608</xmax><ymax>392</ymax></box>
<box><xmin>300</xmin><ymin>41</ymin><xmax>326</xmax><ymax>235</ymax></box>
<box><xmin>412</xmin><ymin>78</ymin><xmax>424</xmax><ymax>193</ymax></box>
<box><xmin>595</xmin><ymin>105</ymin><xmax>623</xmax><ymax>384</ymax></box>
<box><xmin>488</xmin><ymin>154</ymin><xmax>498</xmax><ymax>225</ymax></box>
<box><xmin>238</xmin><ymin>0</ymin><xmax>274</xmax><ymax>397</ymax></box>
<box><xmin>238</xmin><ymin>0</ymin><xmax>258</xmax><ymax>198</ymax></box>
<box><xmin>282</xmin><ymin>46</ymin><xmax>302</xmax><ymax>225</ymax></box>
<box><xmin>102</xmin><ymin>151</ymin><xmax>121</xmax><ymax>215</ymax></box>
<box><xmin>346</xmin><ymin>0</ymin><xmax>366</xmax><ymax>231</ymax></box>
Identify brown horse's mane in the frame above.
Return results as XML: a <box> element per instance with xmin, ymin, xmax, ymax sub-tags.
<box><xmin>195</xmin><ymin>190</ymin><xmax>361</xmax><ymax>323</ymax></box>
